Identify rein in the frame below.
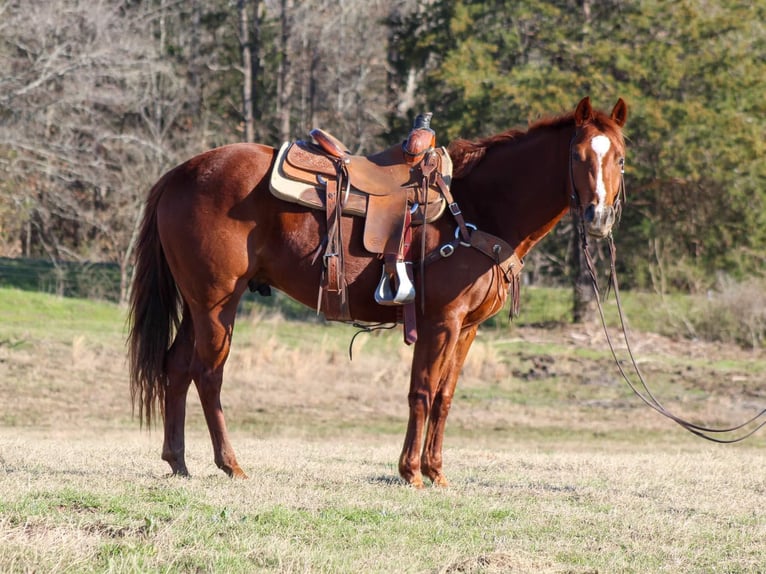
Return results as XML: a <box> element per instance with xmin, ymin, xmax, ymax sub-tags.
<box><xmin>570</xmin><ymin>153</ymin><xmax>766</xmax><ymax>443</ymax></box>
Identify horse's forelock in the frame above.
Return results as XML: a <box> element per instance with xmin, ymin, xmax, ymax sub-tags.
<box><xmin>586</xmin><ymin>110</ymin><xmax>626</xmax><ymax>146</ymax></box>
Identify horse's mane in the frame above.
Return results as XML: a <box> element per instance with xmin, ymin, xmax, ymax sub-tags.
<box><xmin>448</xmin><ymin>110</ymin><xmax>622</xmax><ymax>179</ymax></box>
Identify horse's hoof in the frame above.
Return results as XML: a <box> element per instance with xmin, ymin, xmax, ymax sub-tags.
<box><xmin>167</xmin><ymin>464</ymin><xmax>190</xmax><ymax>478</ymax></box>
<box><xmin>431</xmin><ymin>474</ymin><xmax>449</xmax><ymax>488</ymax></box>
<box><xmin>406</xmin><ymin>474</ymin><xmax>425</xmax><ymax>489</ymax></box>
<box><xmin>228</xmin><ymin>465</ymin><xmax>249</xmax><ymax>479</ymax></box>
<box><xmin>166</xmin><ymin>470</ymin><xmax>191</xmax><ymax>479</ymax></box>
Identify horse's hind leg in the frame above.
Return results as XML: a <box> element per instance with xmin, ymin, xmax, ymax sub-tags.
<box><xmin>190</xmin><ymin>297</ymin><xmax>247</xmax><ymax>478</ymax></box>
<box><xmin>161</xmin><ymin>308</ymin><xmax>195</xmax><ymax>476</ymax></box>
<box><xmin>421</xmin><ymin>325</ymin><xmax>478</xmax><ymax>487</ymax></box>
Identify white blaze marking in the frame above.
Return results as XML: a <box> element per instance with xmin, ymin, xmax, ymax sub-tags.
<box><xmin>590</xmin><ymin>135</ymin><xmax>611</xmax><ymax>212</ymax></box>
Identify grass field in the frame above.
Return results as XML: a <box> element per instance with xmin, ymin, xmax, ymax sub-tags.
<box><xmin>1</xmin><ymin>287</ymin><xmax>765</xmax><ymax>573</ymax></box>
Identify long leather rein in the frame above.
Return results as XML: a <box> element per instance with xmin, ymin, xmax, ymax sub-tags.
<box><xmin>571</xmin><ymin>150</ymin><xmax>766</xmax><ymax>443</ymax></box>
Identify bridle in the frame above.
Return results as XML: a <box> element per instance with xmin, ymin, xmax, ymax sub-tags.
<box><xmin>570</xmin><ymin>132</ymin><xmax>766</xmax><ymax>443</ymax></box>
<box><xmin>568</xmin><ymin>131</ymin><xmax>625</xmax><ymax>229</ymax></box>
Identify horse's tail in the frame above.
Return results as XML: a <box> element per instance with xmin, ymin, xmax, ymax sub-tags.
<box><xmin>127</xmin><ymin>176</ymin><xmax>181</xmax><ymax>428</ymax></box>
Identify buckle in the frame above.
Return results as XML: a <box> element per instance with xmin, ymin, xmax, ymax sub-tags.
<box><xmin>439</xmin><ymin>243</ymin><xmax>455</xmax><ymax>258</ymax></box>
<box><xmin>455</xmin><ymin>223</ymin><xmax>477</xmax><ymax>247</ymax></box>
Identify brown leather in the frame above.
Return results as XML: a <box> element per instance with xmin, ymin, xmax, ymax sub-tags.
<box><xmin>364</xmin><ymin>193</ymin><xmax>408</xmax><ymax>253</ymax></box>
<box><xmin>295</xmin><ymin>186</ymin><xmax>440</xmax><ymax>224</ymax></box>
<box><xmin>310</xmin><ymin>128</ymin><xmax>349</xmax><ymax>159</ymax></box>
<box><xmin>277</xmin><ymin>136</ymin><xmax>454</xmax><ymax>325</ymax></box>
<box><xmin>345</xmin><ymin>145</ymin><xmax>416</xmax><ymax>196</ymax></box>
<box><xmin>319</xmin><ymin>178</ymin><xmax>351</xmax><ymax>321</ymax></box>
<box><xmin>284</xmin><ymin>141</ymin><xmax>336</xmax><ymax>180</ymax></box>
<box><xmin>298</xmin><ymin>187</ymin><xmax>367</xmax><ymax>216</ymax></box>
<box><xmin>403</xmin><ymin>129</ymin><xmax>436</xmax><ymax>165</ymax></box>
<box><xmin>401</xmin><ymin>213</ymin><xmax>417</xmax><ymax>345</ymax></box>
<box><xmin>285</xmin><ymin>140</ymin><xmax>445</xmax><ymax>203</ymax></box>
<box><xmin>469</xmin><ymin>229</ymin><xmax>523</xmax><ymax>282</ymax></box>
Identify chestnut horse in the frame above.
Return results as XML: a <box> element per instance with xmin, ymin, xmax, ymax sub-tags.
<box><xmin>129</xmin><ymin>97</ymin><xmax>628</xmax><ymax>487</ymax></box>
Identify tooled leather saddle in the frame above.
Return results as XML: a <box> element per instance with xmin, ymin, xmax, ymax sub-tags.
<box><xmin>270</xmin><ymin>114</ymin><xmax>453</xmax><ymax>341</ymax></box>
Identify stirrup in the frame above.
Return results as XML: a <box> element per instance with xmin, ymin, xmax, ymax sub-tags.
<box><xmin>374</xmin><ymin>261</ymin><xmax>415</xmax><ymax>306</ymax></box>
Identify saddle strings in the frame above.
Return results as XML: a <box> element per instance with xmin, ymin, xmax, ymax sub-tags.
<box><xmin>347</xmin><ymin>322</ymin><xmax>397</xmax><ymax>360</ymax></box>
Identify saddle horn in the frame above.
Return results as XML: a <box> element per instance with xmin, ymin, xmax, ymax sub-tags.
<box><xmin>403</xmin><ymin>112</ymin><xmax>436</xmax><ymax>165</ymax></box>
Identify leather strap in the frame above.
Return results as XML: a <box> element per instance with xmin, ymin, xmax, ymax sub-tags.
<box><xmin>319</xmin><ymin>176</ymin><xmax>351</xmax><ymax>320</ymax></box>
<box><xmin>400</xmin><ymin>210</ymin><xmax>417</xmax><ymax>344</ymax></box>
<box><xmin>434</xmin><ymin>171</ymin><xmax>471</xmax><ymax>244</ymax></box>
<box><xmin>421</xmin><ymin>229</ymin><xmax>524</xmax><ymax>317</ymax></box>
<box><xmin>469</xmin><ymin>230</ymin><xmax>523</xmax><ymax>282</ymax></box>
<box><xmin>422</xmin><ymin>231</ymin><xmax>521</xmax><ymax>278</ymax></box>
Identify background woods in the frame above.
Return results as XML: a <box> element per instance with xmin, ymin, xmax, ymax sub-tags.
<box><xmin>1</xmin><ymin>0</ymin><xmax>764</xmax><ymax>305</ymax></box>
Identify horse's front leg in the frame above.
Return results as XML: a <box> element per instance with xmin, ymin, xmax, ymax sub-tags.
<box><xmin>421</xmin><ymin>325</ymin><xmax>478</xmax><ymax>487</ymax></box>
<box><xmin>399</xmin><ymin>324</ymin><xmax>457</xmax><ymax>488</ymax></box>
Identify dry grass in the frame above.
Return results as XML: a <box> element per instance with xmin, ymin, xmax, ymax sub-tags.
<box><xmin>2</xmin><ymin>430</ymin><xmax>765</xmax><ymax>573</ymax></box>
<box><xmin>2</xmin><ymin>291</ymin><xmax>766</xmax><ymax>572</ymax></box>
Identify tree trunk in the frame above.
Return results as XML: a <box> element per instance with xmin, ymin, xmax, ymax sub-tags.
<box><xmin>250</xmin><ymin>0</ymin><xmax>263</xmax><ymax>139</ymax></box>
<box><xmin>189</xmin><ymin>0</ymin><xmax>202</xmax><ymax>117</ymax></box>
<box><xmin>238</xmin><ymin>0</ymin><xmax>254</xmax><ymax>142</ymax></box>
<box><xmin>570</xmin><ymin>225</ymin><xmax>598</xmax><ymax>324</ymax></box>
<box><xmin>571</xmin><ymin>0</ymin><xmax>597</xmax><ymax>324</ymax></box>
<box><xmin>277</xmin><ymin>0</ymin><xmax>293</xmax><ymax>141</ymax></box>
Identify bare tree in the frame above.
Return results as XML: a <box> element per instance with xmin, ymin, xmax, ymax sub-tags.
<box><xmin>0</xmin><ymin>0</ymin><xmax>423</xmax><ymax>301</ymax></box>
<box><xmin>276</xmin><ymin>0</ymin><xmax>294</xmax><ymax>141</ymax></box>
<box><xmin>0</xmin><ymin>0</ymin><xmax>196</xmax><ymax>301</ymax></box>
<box><xmin>238</xmin><ymin>0</ymin><xmax>255</xmax><ymax>142</ymax></box>
<box><xmin>276</xmin><ymin>0</ymin><xmax>418</xmax><ymax>149</ymax></box>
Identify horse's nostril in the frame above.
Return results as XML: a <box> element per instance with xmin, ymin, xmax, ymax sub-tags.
<box><xmin>583</xmin><ymin>204</ymin><xmax>596</xmax><ymax>223</ymax></box>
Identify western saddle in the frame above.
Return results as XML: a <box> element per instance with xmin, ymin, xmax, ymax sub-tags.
<box><xmin>269</xmin><ymin>114</ymin><xmax>523</xmax><ymax>343</ymax></box>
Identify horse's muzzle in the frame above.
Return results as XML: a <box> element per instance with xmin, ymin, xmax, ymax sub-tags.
<box><xmin>583</xmin><ymin>204</ymin><xmax>615</xmax><ymax>239</ymax></box>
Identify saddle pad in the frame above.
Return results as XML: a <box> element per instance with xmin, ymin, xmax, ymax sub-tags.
<box><xmin>270</xmin><ymin>142</ymin><xmax>368</xmax><ymax>217</ymax></box>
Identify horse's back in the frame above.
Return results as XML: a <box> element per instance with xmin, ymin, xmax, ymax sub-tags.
<box><xmin>160</xmin><ymin>143</ymin><xmax>275</xmax><ymax>202</ymax></box>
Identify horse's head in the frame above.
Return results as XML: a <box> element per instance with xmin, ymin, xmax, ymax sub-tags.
<box><xmin>569</xmin><ymin>97</ymin><xmax>628</xmax><ymax>239</ymax></box>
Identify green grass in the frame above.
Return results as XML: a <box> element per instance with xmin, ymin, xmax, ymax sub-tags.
<box><xmin>2</xmin><ymin>433</ymin><xmax>765</xmax><ymax>573</ymax></box>
<box><xmin>3</xmin><ymin>287</ymin><xmax>766</xmax><ymax>572</ymax></box>
<box><xmin>0</xmin><ymin>287</ymin><xmax>125</xmax><ymax>343</ymax></box>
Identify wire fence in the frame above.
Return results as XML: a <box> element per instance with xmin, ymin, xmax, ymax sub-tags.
<box><xmin>0</xmin><ymin>257</ymin><xmax>318</xmax><ymax>320</ymax></box>
<box><xmin>0</xmin><ymin>257</ymin><xmax>122</xmax><ymax>302</ymax></box>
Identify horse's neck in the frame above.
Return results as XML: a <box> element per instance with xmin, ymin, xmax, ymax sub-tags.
<box><xmin>455</xmin><ymin>126</ymin><xmax>573</xmax><ymax>259</ymax></box>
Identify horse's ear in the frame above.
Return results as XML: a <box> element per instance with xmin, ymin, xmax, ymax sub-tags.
<box><xmin>574</xmin><ymin>97</ymin><xmax>594</xmax><ymax>126</ymax></box>
<box><xmin>611</xmin><ymin>98</ymin><xmax>628</xmax><ymax>127</ymax></box>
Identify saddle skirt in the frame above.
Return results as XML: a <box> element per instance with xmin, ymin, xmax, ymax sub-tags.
<box><xmin>269</xmin><ymin>140</ymin><xmax>451</xmax><ymax>254</ymax></box>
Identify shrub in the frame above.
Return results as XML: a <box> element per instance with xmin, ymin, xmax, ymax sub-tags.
<box><xmin>682</xmin><ymin>277</ymin><xmax>766</xmax><ymax>348</ymax></box>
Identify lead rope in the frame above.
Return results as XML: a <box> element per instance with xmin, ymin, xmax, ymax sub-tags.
<box><xmin>569</xmin><ymin>141</ymin><xmax>766</xmax><ymax>443</ymax></box>
<box><xmin>581</xmin><ymin>230</ymin><xmax>766</xmax><ymax>443</ymax></box>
